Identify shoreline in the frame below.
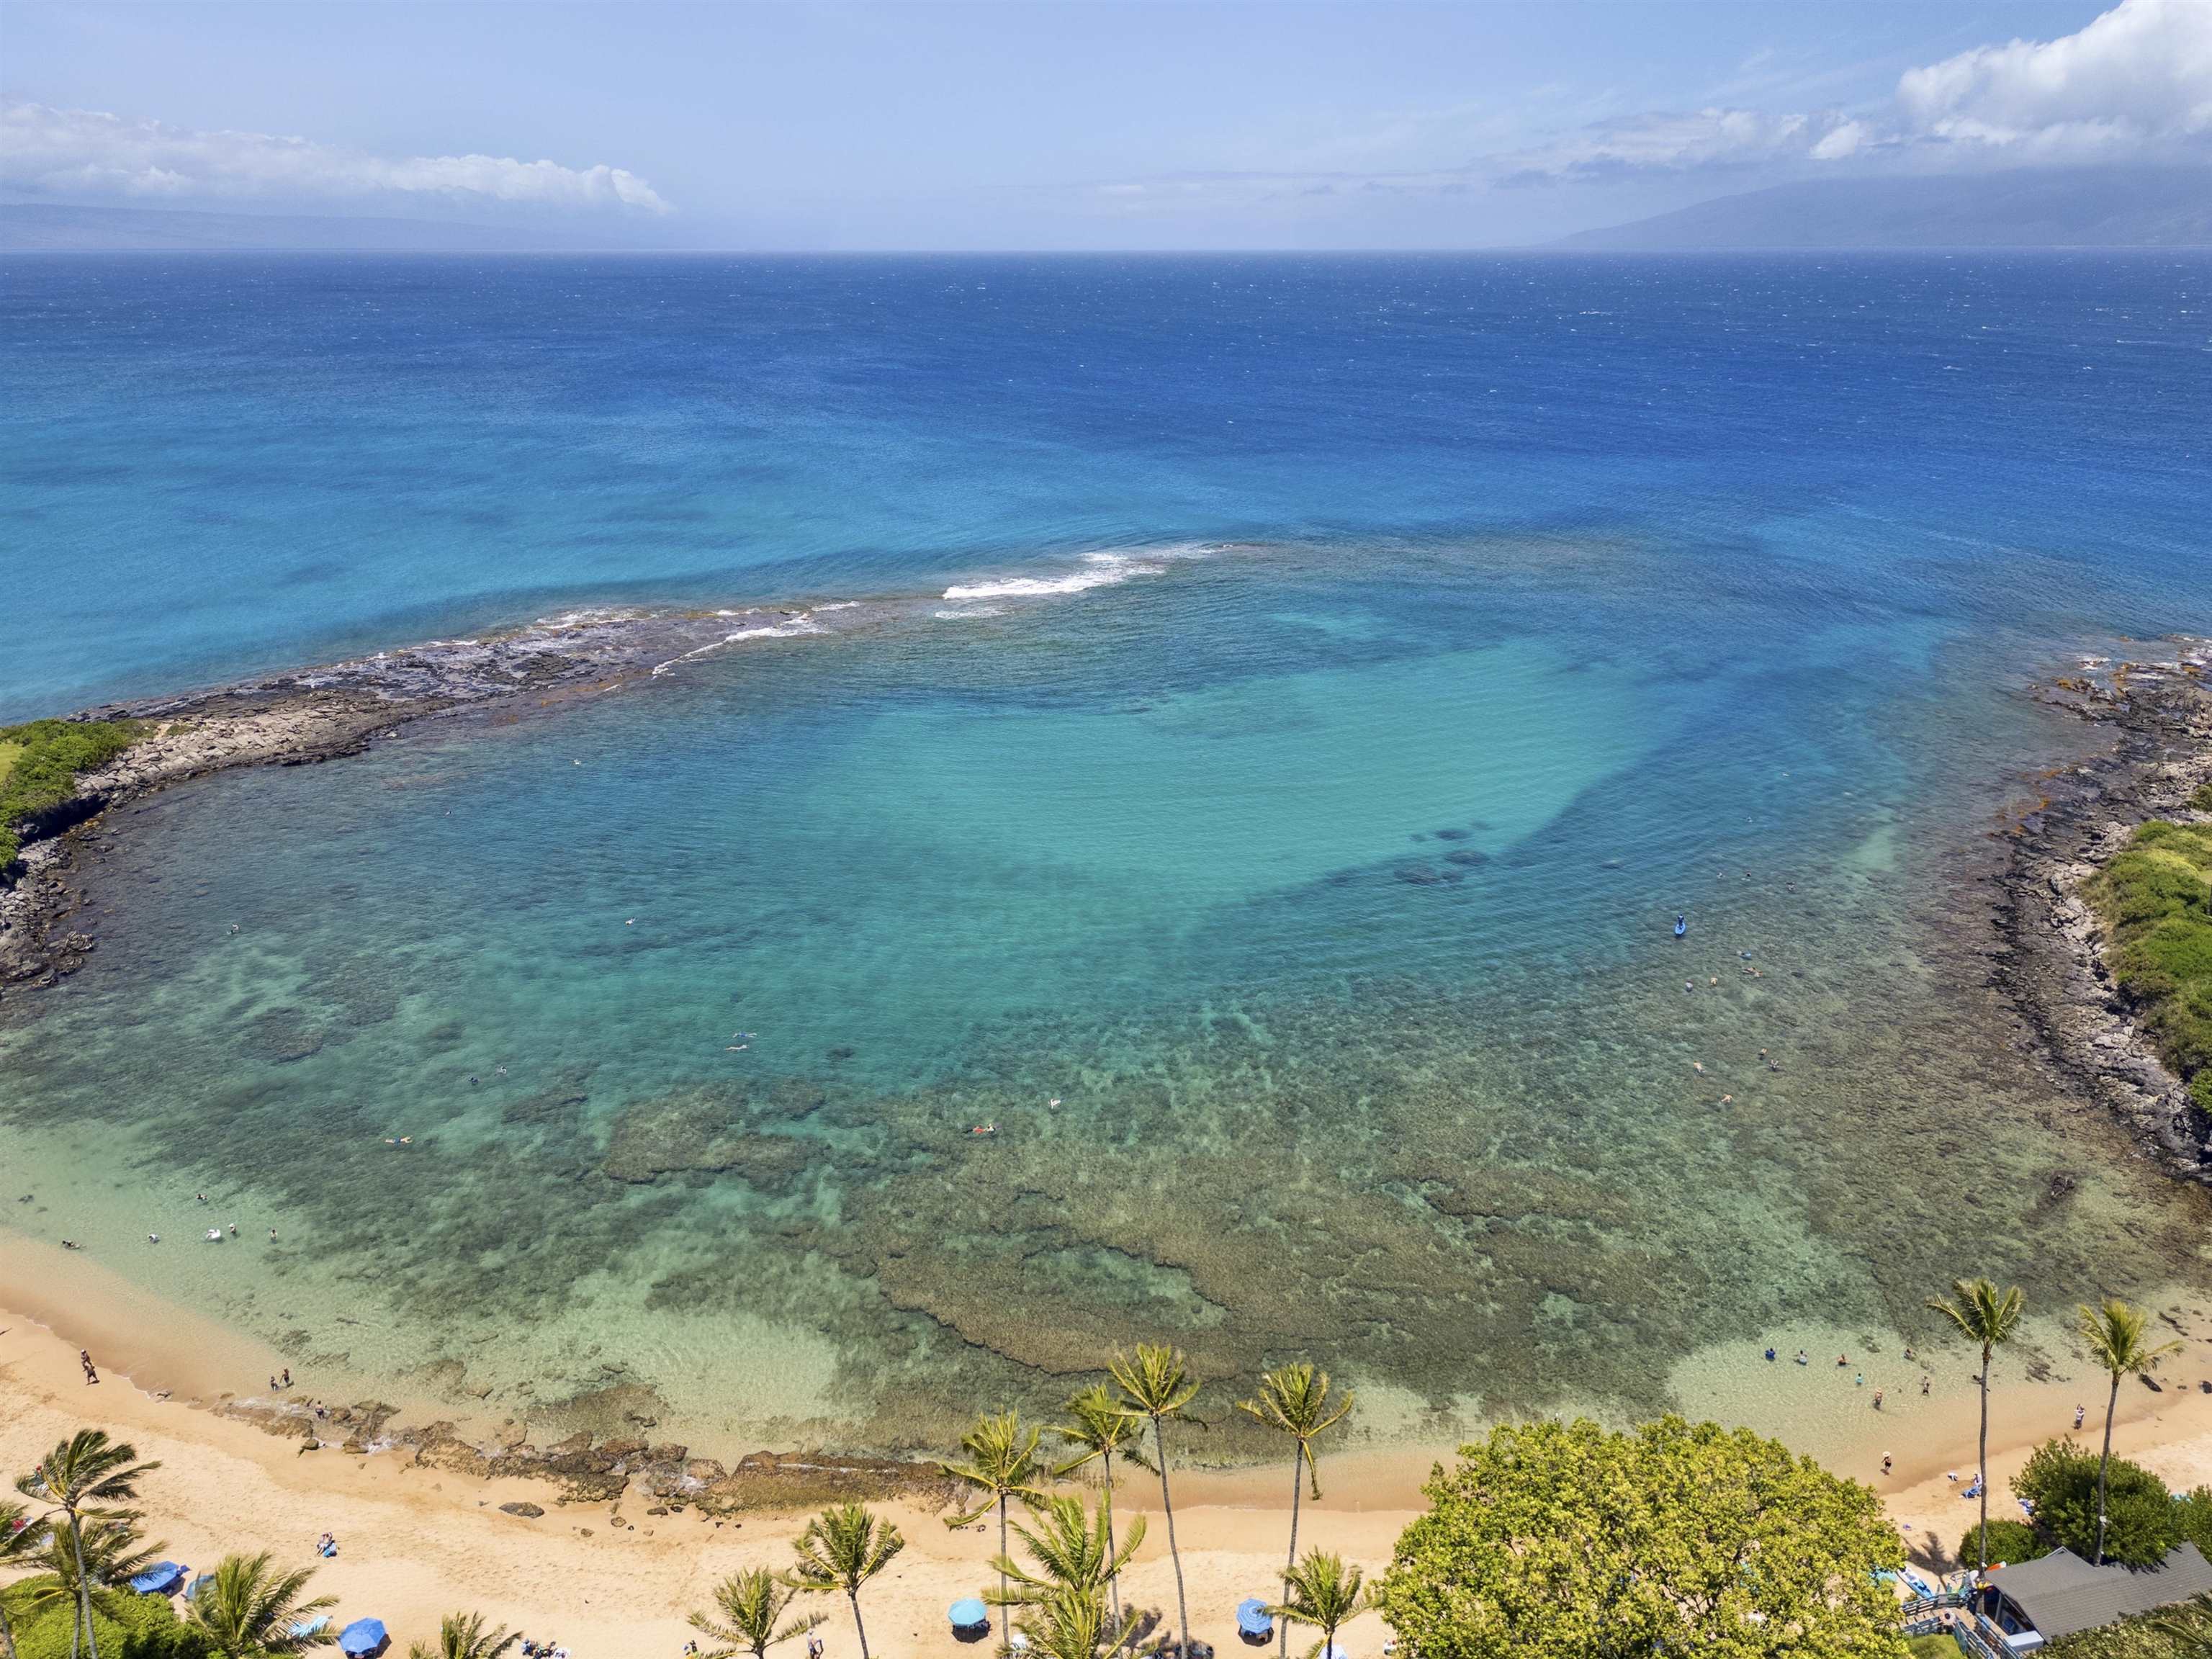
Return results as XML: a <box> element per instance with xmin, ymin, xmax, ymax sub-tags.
<box><xmin>15</xmin><ymin>1297</ymin><xmax>2212</xmax><ymax>1655</ymax></box>
<box><xmin>0</xmin><ymin>601</ymin><xmax>850</xmax><ymax>989</ymax></box>
<box><xmin>1993</xmin><ymin>644</ymin><xmax>2212</xmax><ymax>1184</ymax></box>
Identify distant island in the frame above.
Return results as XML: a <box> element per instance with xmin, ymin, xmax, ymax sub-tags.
<box><xmin>1557</xmin><ymin>168</ymin><xmax>2212</xmax><ymax>252</ymax></box>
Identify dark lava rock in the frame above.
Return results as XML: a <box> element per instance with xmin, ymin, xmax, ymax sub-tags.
<box><xmin>499</xmin><ymin>1501</ymin><xmax>545</xmax><ymax>1518</ymax></box>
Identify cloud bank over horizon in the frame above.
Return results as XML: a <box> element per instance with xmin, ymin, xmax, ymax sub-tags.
<box><xmin>1096</xmin><ymin>0</ymin><xmax>2212</xmax><ymax>210</ymax></box>
<box><xmin>0</xmin><ymin>102</ymin><xmax>672</xmax><ymax>215</ymax></box>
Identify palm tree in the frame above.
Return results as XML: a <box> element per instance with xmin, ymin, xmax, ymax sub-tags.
<box><xmin>14</xmin><ymin>1429</ymin><xmax>160</xmax><ymax>1659</ymax></box>
<box><xmin>989</xmin><ymin>1496</ymin><xmax>1145</xmax><ymax>1611</ymax></box>
<box><xmin>6</xmin><ymin>1512</ymin><xmax>163</xmax><ymax>1635</ymax></box>
<box><xmin>1109</xmin><ymin>1345</ymin><xmax>1200</xmax><ymax>1658</ymax></box>
<box><xmin>183</xmin><ymin>1552</ymin><xmax>338</xmax><ymax>1656</ymax></box>
<box><xmin>940</xmin><ymin>1411</ymin><xmax>1049</xmax><ymax>1630</ymax></box>
<box><xmin>691</xmin><ymin>1567</ymin><xmax>824</xmax><ymax>1659</ymax></box>
<box><xmin>1055</xmin><ymin>1385</ymin><xmax>1147</xmax><ymax>1623</ymax></box>
<box><xmin>1238</xmin><ymin>1364</ymin><xmax>1354</xmax><ymax>1659</ymax></box>
<box><xmin>1</xmin><ymin>1498</ymin><xmax>48</xmax><ymax>1659</ymax></box>
<box><xmin>1009</xmin><ymin>1587</ymin><xmax>1141</xmax><ymax>1659</ymax></box>
<box><xmin>2076</xmin><ymin>1299</ymin><xmax>2183</xmax><ymax>1565</ymax></box>
<box><xmin>1269</xmin><ymin>1552</ymin><xmax>1370</xmax><ymax>1659</ymax></box>
<box><xmin>405</xmin><ymin>1612</ymin><xmax>522</xmax><ymax>1659</ymax></box>
<box><xmin>2146</xmin><ymin>1592</ymin><xmax>2212</xmax><ymax>1653</ymax></box>
<box><xmin>1926</xmin><ymin>1277</ymin><xmax>2026</xmax><ymax>1575</ymax></box>
<box><xmin>785</xmin><ymin>1503</ymin><xmax>904</xmax><ymax>1659</ymax></box>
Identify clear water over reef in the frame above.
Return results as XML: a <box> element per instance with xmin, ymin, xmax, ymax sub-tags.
<box><xmin>3</xmin><ymin>253</ymin><xmax>2211</xmax><ymax>1452</ymax></box>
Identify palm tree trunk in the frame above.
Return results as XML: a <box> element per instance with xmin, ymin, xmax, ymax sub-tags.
<box><xmin>849</xmin><ymin>1591</ymin><xmax>871</xmax><ymax>1659</ymax></box>
<box><xmin>70</xmin><ymin>1512</ymin><xmax>100</xmax><ymax>1659</ymax></box>
<box><xmin>1102</xmin><ymin>1465</ymin><xmax>1123</xmax><ymax>1626</ymax></box>
<box><xmin>2</xmin><ymin>1593</ymin><xmax>20</xmax><ymax>1659</ymax></box>
<box><xmin>1976</xmin><ymin>1341</ymin><xmax>1992</xmax><ymax>1575</ymax></box>
<box><xmin>2096</xmin><ymin>1370</ymin><xmax>2120</xmax><ymax>1566</ymax></box>
<box><xmin>1279</xmin><ymin>1452</ymin><xmax>1302</xmax><ymax>1659</ymax></box>
<box><xmin>997</xmin><ymin>1493</ymin><xmax>1012</xmax><ymax>1656</ymax></box>
<box><xmin>1152</xmin><ymin>1416</ymin><xmax>1191</xmax><ymax>1657</ymax></box>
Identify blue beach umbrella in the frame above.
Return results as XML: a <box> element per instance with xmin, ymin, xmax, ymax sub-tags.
<box><xmin>950</xmin><ymin>1598</ymin><xmax>990</xmax><ymax>1629</ymax></box>
<box><xmin>1236</xmin><ymin>1599</ymin><xmax>1273</xmax><ymax>1639</ymax></box>
<box><xmin>338</xmin><ymin>1617</ymin><xmax>390</xmax><ymax>1656</ymax></box>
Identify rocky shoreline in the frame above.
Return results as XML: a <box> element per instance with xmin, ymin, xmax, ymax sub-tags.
<box><xmin>0</xmin><ymin>605</ymin><xmax>826</xmax><ymax>992</ymax></box>
<box><xmin>204</xmin><ymin>1392</ymin><xmax>958</xmax><ymax>1517</ymax></box>
<box><xmin>1995</xmin><ymin>642</ymin><xmax>2212</xmax><ymax>1185</ymax></box>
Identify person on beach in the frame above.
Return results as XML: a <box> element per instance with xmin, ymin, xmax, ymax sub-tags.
<box><xmin>1882</xmin><ymin>1454</ymin><xmax>1893</xmax><ymax>1475</ymax></box>
<box><xmin>808</xmin><ymin>1636</ymin><xmax>824</xmax><ymax>1659</ymax></box>
<box><xmin>1796</xmin><ymin>1349</ymin><xmax>1809</xmax><ymax>1366</ymax></box>
<box><xmin>81</xmin><ymin>1349</ymin><xmax>99</xmax><ymax>1385</ymax></box>
<box><xmin>1873</xmin><ymin>1388</ymin><xmax>1884</xmax><ymax>1409</ymax></box>
<box><xmin>282</xmin><ymin>1367</ymin><xmax>292</xmax><ymax>1388</ymax></box>
<box><xmin>2074</xmin><ymin>1403</ymin><xmax>2085</xmax><ymax>1431</ymax></box>
<box><xmin>1921</xmin><ymin>1375</ymin><xmax>1931</xmax><ymax>1396</ymax></box>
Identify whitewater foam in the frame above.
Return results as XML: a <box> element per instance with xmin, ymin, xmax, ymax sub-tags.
<box><xmin>941</xmin><ymin>545</ymin><xmax>1211</xmax><ymax>603</ymax></box>
<box><xmin>650</xmin><ymin>613</ymin><xmax>828</xmax><ymax>677</ymax></box>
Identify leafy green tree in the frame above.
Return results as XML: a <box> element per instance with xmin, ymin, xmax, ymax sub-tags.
<box><xmin>405</xmin><ymin>1612</ymin><xmax>521</xmax><ymax>1659</ymax></box>
<box><xmin>2074</xmin><ymin>1300</ymin><xmax>2182</xmax><ymax>1565</ymax></box>
<box><xmin>1959</xmin><ymin>1519</ymin><xmax>2046</xmax><ymax>1568</ymax></box>
<box><xmin>14</xmin><ymin>1431</ymin><xmax>161</xmax><ymax>1659</ymax></box>
<box><xmin>940</xmin><ymin>1413</ymin><xmax>1049</xmax><ymax>1635</ymax></box>
<box><xmin>1375</xmin><ymin>1416</ymin><xmax>1906</xmax><ymax>1659</ymax></box>
<box><xmin>1056</xmin><ymin>1385</ymin><xmax>1146</xmax><ymax>1623</ymax></box>
<box><xmin>183</xmin><ymin>1554</ymin><xmax>336</xmax><ymax>1656</ymax></box>
<box><xmin>1239</xmin><ymin>1364</ymin><xmax>1354</xmax><ymax>1659</ymax></box>
<box><xmin>1269</xmin><ymin>1552</ymin><xmax>1370</xmax><ymax>1659</ymax></box>
<box><xmin>988</xmin><ymin>1496</ymin><xmax>1144</xmax><ymax>1611</ymax></box>
<box><xmin>1109</xmin><ymin>1346</ymin><xmax>1200</xmax><ymax>1658</ymax></box>
<box><xmin>2015</xmin><ymin>1440</ymin><xmax>2178</xmax><ymax>1569</ymax></box>
<box><xmin>1925</xmin><ymin>1277</ymin><xmax>2026</xmax><ymax>1573</ymax></box>
<box><xmin>689</xmin><ymin>1568</ymin><xmax>823</xmax><ymax>1659</ymax></box>
<box><xmin>2176</xmin><ymin>1488</ymin><xmax>2212</xmax><ymax>1558</ymax></box>
<box><xmin>785</xmin><ymin>1503</ymin><xmax>904</xmax><ymax>1659</ymax></box>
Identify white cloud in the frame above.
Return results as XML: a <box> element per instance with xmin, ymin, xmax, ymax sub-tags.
<box><xmin>1489</xmin><ymin>107</ymin><xmax>1856</xmax><ymax>182</ymax></box>
<box><xmin>1895</xmin><ymin>0</ymin><xmax>2212</xmax><ymax>158</ymax></box>
<box><xmin>1493</xmin><ymin>1</ymin><xmax>2212</xmax><ymax>182</ymax></box>
<box><xmin>0</xmin><ymin>102</ymin><xmax>671</xmax><ymax>213</ymax></box>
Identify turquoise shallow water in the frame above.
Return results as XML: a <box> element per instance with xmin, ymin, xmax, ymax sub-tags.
<box><xmin>3</xmin><ymin>254</ymin><xmax>2211</xmax><ymax>1451</ymax></box>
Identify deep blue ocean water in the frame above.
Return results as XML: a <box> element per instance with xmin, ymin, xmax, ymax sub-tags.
<box><xmin>2</xmin><ymin>253</ymin><xmax>2209</xmax><ymax>1452</ymax></box>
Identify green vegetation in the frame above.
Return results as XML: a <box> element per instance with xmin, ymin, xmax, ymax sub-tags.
<box><xmin>2087</xmin><ymin>818</ymin><xmax>2212</xmax><ymax>1110</ymax></box>
<box><xmin>2045</xmin><ymin>1591</ymin><xmax>2212</xmax><ymax>1658</ymax></box>
<box><xmin>1960</xmin><ymin>1519</ymin><xmax>2047</xmax><ymax>1565</ymax></box>
<box><xmin>0</xmin><ymin>719</ymin><xmax>145</xmax><ymax>870</ymax></box>
<box><xmin>2015</xmin><ymin>1440</ymin><xmax>2179</xmax><ymax>1570</ymax></box>
<box><xmin>2077</xmin><ymin>1301</ymin><xmax>2184</xmax><ymax>1564</ymax></box>
<box><xmin>1374</xmin><ymin>1415</ymin><xmax>1907</xmax><ymax>1659</ymax></box>
<box><xmin>1905</xmin><ymin>1638</ymin><xmax>1958</xmax><ymax>1659</ymax></box>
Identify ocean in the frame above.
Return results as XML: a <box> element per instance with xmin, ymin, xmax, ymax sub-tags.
<box><xmin>2</xmin><ymin>251</ymin><xmax>2210</xmax><ymax>1453</ymax></box>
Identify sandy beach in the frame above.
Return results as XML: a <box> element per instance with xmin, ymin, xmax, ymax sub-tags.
<box><xmin>13</xmin><ymin>1274</ymin><xmax>2212</xmax><ymax>1659</ymax></box>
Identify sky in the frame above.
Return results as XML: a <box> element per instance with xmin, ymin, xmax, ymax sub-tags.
<box><xmin>2</xmin><ymin>0</ymin><xmax>2208</xmax><ymax>248</ymax></box>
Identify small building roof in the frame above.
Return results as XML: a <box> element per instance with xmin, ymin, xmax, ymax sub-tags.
<box><xmin>1987</xmin><ymin>1543</ymin><xmax>2212</xmax><ymax>1639</ymax></box>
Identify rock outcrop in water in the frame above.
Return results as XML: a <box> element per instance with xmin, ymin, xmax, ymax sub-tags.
<box><xmin>0</xmin><ymin>607</ymin><xmax>820</xmax><ymax>992</ymax></box>
<box><xmin>1995</xmin><ymin>645</ymin><xmax>2212</xmax><ymax>1184</ymax></box>
<box><xmin>211</xmin><ymin>1393</ymin><xmax>958</xmax><ymax>1514</ymax></box>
